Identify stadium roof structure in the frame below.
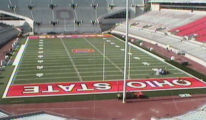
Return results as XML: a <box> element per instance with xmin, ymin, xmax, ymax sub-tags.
<box><xmin>149</xmin><ymin>0</ymin><xmax>206</xmax><ymax>3</ymax></box>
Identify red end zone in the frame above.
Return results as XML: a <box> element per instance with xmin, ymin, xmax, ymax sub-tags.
<box><xmin>6</xmin><ymin>77</ymin><xmax>206</xmax><ymax>98</ymax></box>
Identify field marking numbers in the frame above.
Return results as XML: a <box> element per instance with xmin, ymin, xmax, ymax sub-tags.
<box><xmin>37</xmin><ymin>60</ymin><xmax>44</xmax><ymax>63</ymax></box>
<box><xmin>36</xmin><ymin>73</ymin><xmax>44</xmax><ymax>77</ymax></box>
<box><xmin>38</xmin><ymin>55</ymin><xmax>44</xmax><ymax>58</ymax></box>
<box><xmin>37</xmin><ymin>65</ymin><xmax>44</xmax><ymax>70</ymax></box>
<box><xmin>142</xmin><ymin>62</ymin><xmax>150</xmax><ymax>66</ymax></box>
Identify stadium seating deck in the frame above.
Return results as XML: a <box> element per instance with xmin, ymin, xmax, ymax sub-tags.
<box><xmin>0</xmin><ymin>0</ymin><xmax>143</xmax><ymax>33</ymax></box>
<box><xmin>130</xmin><ymin>10</ymin><xmax>206</xmax><ymax>31</ymax></box>
<box><xmin>112</xmin><ymin>9</ymin><xmax>206</xmax><ymax>66</ymax></box>
<box><xmin>113</xmin><ymin>24</ymin><xmax>206</xmax><ymax>63</ymax></box>
<box><xmin>171</xmin><ymin>17</ymin><xmax>206</xmax><ymax>42</ymax></box>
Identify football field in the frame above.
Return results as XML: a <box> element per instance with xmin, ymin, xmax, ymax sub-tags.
<box><xmin>4</xmin><ymin>34</ymin><xmax>206</xmax><ymax>98</ymax></box>
<box><xmin>14</xmin><ymin>36</ymin><xmax>188</xmax><ymax>83</ymax></box>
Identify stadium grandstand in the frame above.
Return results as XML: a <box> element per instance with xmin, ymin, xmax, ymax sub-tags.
<box><xmin>0</xmin><ymin>0</ymin><xmax>206</xmax><ymax>120</ymax></box>
<box><xmin>112</xmin><ymin>0</ymin><xmax>206</xmax><ymax>71</ymax></box>
<box><xmin>0</xmin><ymin>0</ymin><xmax>144</xmax><ymax>34</ymax></box>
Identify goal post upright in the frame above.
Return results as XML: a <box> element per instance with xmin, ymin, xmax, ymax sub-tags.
<box><xmin>103</xmin><ymin>41</ymin><xmax>106</xmax><ymax>81</ymax></box>
<box><xmin>123</xmin><ymin>0</ymin><xmax>129</xmax><ymax>104</ymax></box>
<box><xmin>128</xmin><ymin>45</ymin><xmax>131</xmax><ymax>79</ymax></box>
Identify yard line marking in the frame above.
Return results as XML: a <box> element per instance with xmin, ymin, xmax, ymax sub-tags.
<box><xmin>84</xmin><ymin>38</ymin><xmax>124</xmax><ymax>73</ymax></box>
<box><xmin>26</xmin><ymin>50</ymin><xmax>131</xmax><ymax>55</ymax></box>
<box><xmin>19</xmin><ymin>63</ymin><xmax>169</xmax><ymax>69</ymax></box>
<box><xmin>60</xmin><ymin>38</ymin><xmax>83</xmax><ymax>81</ymax></box>
<box><xmin>18</xmin><ymin>67</ymin><xmax>178</xmax><ymax>73</ymax></box>
<box><xmin>15</xmin><ymin>72</ymin><xmax>185</xmax><ymax>81</ymax></box>
<box><xmin>142</xmin><ymin>62</ymin><xmax>150</xmax><ymax>66</ymax></box>
<box><xmin>16</xmin><ymin>68</ymin><xmax>180</xmax><ymax>76</ymax></box>
<box><xmin>21</xmin><ymin>55</ymin><xmax>153</xmax><ymax>63</ymax></box>
<box><xmin>20</xmin><ymin>61</ymin><xmax>165</xmax><ymax>67</ymax></box>
<box><xmin>23</xmin><ymin>55</ymin><xmax>121</xmax><ymax>59</ymax></box>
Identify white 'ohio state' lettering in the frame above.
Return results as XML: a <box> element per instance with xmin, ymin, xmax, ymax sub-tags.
<box><xmin>42</xmin><ymin>85</ymin><xmax>59</xmax><ymax>93</ymax></box>
<box><xmin>173</xmin><ymin>80</ymin><xmax>191</xmax><ymax>86</ymax></box>
<box><xmin>127</xmin><ymin>80</ymin><xmax>192</xmax><ymax>88</ymax></box>
<box><xmin>22</xmin><ymin>79</ymin><xmax>193</xmax><ymax>94</ymax></box>
<box><xmin>77</xmin><ymin>84</ymin><xmax>94</xmax><ymax>91</ymax></box>
<box><xmin>153</xmin><ymin>80</ymin><xmax>175</xmax><ymax>87</ymax></box>
<box><xmin>127</xmin><ymin>82</ymin><xmax>146</xmax><ymax>88</ymax></box>
<box><xmin>58</xmin><ymin>84</ymin><xmax>75</xmax><ymax>92</ymax></box>
<box><xmin>145</xmin><ymin>81</ymin><xmax>156</xmax><ymax>87</ymax></box>
<box><xmin>23</xmin><ymin>86</ymin><xmax>39</xmax><ymax>94</ymax></box>
<box><xmin>94</xmin><ymin>83</ymin><xmax>111</xmax><ymax>90</ymax></box>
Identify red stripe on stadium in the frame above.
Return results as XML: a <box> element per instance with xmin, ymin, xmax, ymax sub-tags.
<box><xmin>29</xmin><ymin>34</ymin><xmax>113</xmax><ymax>39</ymax></box>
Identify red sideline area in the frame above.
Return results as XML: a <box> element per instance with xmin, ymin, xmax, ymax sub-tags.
<box><xmin>29</xmin><ymin>34</ymin><xmax>112</xmax><ymax>40</ymax></box>
<box><xmin>6</xmin><ymin>77</ymin><xmax>206</xmax><ymax>98</ymax></box>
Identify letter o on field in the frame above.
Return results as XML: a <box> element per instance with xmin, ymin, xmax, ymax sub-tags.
<box><xmin>127</xmin><ymin>82</ymin><xmax>146</xmax><ymax>88</ymax></box>
<box><xmin>173</xmin><ymin>80</ymin><xmax>191</xmax><ymax>86</ymax></box>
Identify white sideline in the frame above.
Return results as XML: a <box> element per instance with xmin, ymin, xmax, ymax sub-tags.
<box><xmin>13</xmin><ymin>44</ymin><xmax>26</xmax><ymax>66</ymax></box>
<box><xmin>2</xmin><ymin>37</ymin><xmax>29</xmax><ymax>98</ymax></box>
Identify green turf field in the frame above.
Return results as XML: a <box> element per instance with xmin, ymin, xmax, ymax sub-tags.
<box><xmin>12</xmin><ymin>36</ymin><xmax>189</xmax><ymax>85</ymax></box>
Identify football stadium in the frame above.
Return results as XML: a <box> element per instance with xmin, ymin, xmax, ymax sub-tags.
<box><xmin>0</xmin><ymin>0</ymin><xmax>206</xmax><ymax>120</ymax></box>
